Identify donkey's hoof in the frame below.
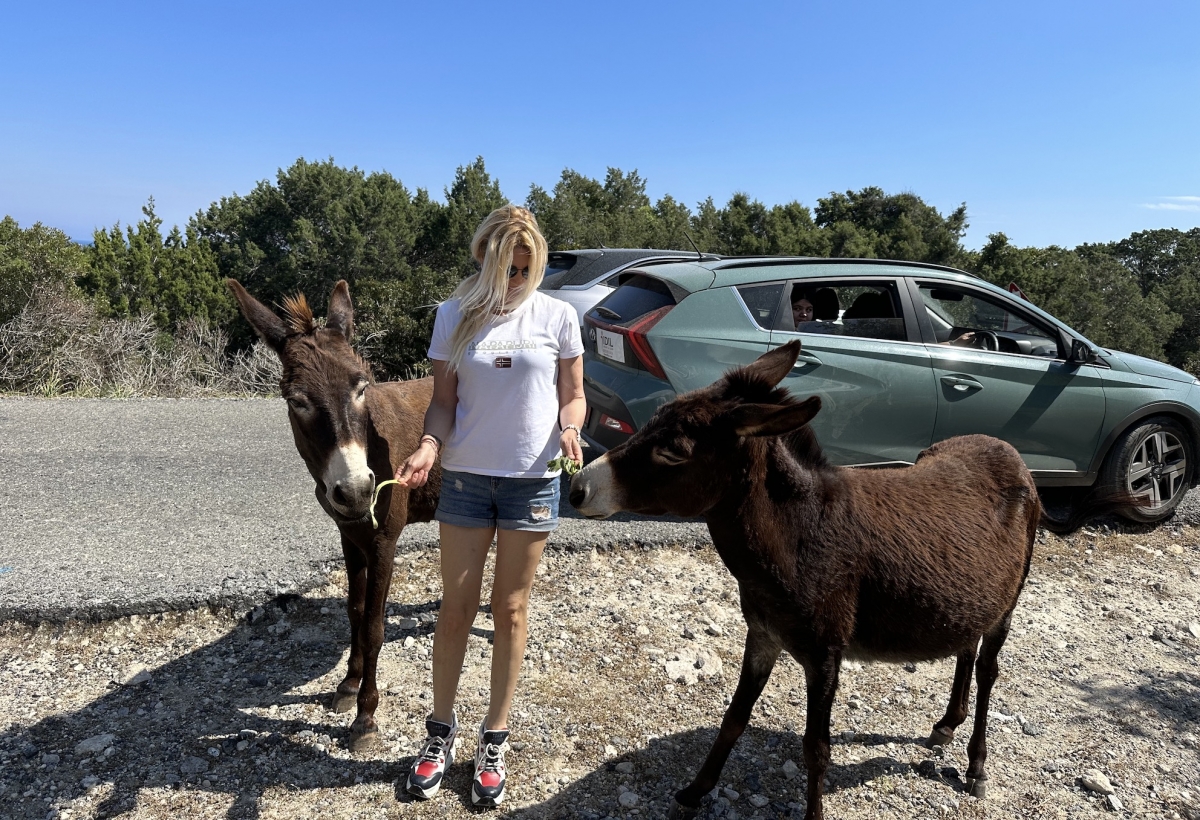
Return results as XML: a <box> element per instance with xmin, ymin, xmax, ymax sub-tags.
<box><xmin>331</xmin><ymin>690</ymin><xmax>357</xmax><ymax>714</ymax></box>
<box><xmin>966</xmin><ymin>776</ymin><xmax>988</xmax><ymax>799</ymax></box>
<box><xmin>927</xmin><ymin>727</ymin><xmax>955</xmax><ymax>748</ymax></box>
<box><xmin>348</xmin><ymin>727</ymin><xmax>381</xmax><ymax>754</ymax></box>
<box><xmin>668</xmin><ymin>800</ymin><xmax>700</xmax><ymax>820</ymax></box>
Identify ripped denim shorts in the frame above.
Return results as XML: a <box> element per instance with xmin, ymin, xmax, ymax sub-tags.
<box><xmin>434</xmin><ymin>469</ymin><xmax>561</xmax><ymax>532</ymax></box>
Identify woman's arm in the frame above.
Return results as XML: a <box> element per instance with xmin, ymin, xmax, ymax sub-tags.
<box><xmin>395</xmin><ymin>360</ymin><xmax>458</xmax><ymax>487</ymax></box>
<box><xmin>557</xmin><ymin>355</ymin><xmax>585</xmax><ymax>465</ymax></box>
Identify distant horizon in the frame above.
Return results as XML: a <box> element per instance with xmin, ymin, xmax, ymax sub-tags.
<box><xmin>4</xmin><ymin>1</ymin><xmax>1197</xmax><ymax>252</ymax></box>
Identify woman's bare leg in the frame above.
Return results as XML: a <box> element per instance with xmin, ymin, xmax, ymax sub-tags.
<box><xmin>430</xmin><ymin>522</ymin><xmax>495</xmax><ymax>725</ymax></box>
<box><xmin>485</xmin><ymin>529</ymin><xmax>548</xmax><ymax>730</ymax></box>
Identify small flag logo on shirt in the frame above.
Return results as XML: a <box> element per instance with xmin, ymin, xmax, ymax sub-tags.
<box><xmin>494</xmin><ymin>357</ymin><xmax>512</xmax><ymax>368</ymax></box>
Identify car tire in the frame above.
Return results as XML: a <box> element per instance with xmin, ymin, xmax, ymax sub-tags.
<box><xmin>1098</xmin><ymin>416</ymin><xmax>1193</xmax><ymax>524</ymax></box>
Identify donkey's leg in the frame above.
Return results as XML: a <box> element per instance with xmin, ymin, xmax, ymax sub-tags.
<box><xmin>929</xmin><ymin>642</ymin><xmax>979</xmax><ymax>747</ymax></box>
<box><xmin>333</xmin><ymin>536</ymin><xmax>367</xmax><ymax>714</ymax></box>
<box><xmin>670</xmin><ymin>629</ymin><xmax>780</xmax><ymax>819</ymax></box>
<box><xmin>963</xmin><ymin>612</ymin><xmax>1014</xmax><ymax>799</ymax></box>
<box><xmin>348</xmin><ymin>539</ymin><xmax>398</xmax><ymax>752</ymax></box>
<box><xmin>798</xmin><ymin>644</ymin><xmax>843</xmax><ymax>820</ymax></box>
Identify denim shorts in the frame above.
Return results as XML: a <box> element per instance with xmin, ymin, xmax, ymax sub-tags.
<box><xmin>435</xmin><ymin>469</ymin><xmax>561</xmax><ymax>532</ymax></box>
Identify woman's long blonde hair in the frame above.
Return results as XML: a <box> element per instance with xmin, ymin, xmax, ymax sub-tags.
<box><xmin>444</xmin><ymin>205</ymin><xmax>549</xmax><ymax>369</ymax></box>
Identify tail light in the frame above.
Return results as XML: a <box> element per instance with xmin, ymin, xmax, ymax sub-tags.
<box><xmin>586</xmin><ymin>305</ymin><xmax>673</xmax><ymax>380</ymax></box>
<box><xmin>599</xmin><ymin>413</ymin><xmax>635</xmax><ymax>434</ymax></box>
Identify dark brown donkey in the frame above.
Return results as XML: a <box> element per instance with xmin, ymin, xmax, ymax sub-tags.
<box><xmin>228</xmin><ymin>279</ymin><xmax>440</xmax><ymax>751</ymax></box>
<box><xmin>570</xmin><ymin>341</ymin><xmax>1114</xmax><ymax>820</ymax></box>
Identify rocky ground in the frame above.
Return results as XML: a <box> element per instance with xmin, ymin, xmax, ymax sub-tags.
<box><xmin>1</xmin><ymin>522</ymin><xmax>1198</xmax><ymax>820</ymax></box>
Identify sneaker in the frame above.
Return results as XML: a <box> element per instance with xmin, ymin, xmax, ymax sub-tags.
<box><xmin>471</xmin><ymin>720</ymin><xmax>510</xmax><ymax>807</ymax></box>
<box><xmin>406</xmin><ymin>715</ymin><xmax>458</xmax><ymax>800</ymax></box>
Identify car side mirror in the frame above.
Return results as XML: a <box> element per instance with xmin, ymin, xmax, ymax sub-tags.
<box><xmin>1068</xmin><ymin>339</ymin><xmax>1098</xmax><ymax>365</ymax></box>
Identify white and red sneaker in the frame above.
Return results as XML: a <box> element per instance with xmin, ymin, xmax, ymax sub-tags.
<box><xmin>471</xmin><ymin>720</ymin><xmax>510</xmax><ymax>807</ymax></box>
<box><xmin>406</xmin><ymin>715</ymin><xmax>458</xmax><ymax>800</ymax></box>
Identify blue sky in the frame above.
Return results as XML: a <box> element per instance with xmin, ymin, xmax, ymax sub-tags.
<box><xmin>3</xmin><ymin>0</ymin><xmax>1198</xmax><ymax>250</ymax></box>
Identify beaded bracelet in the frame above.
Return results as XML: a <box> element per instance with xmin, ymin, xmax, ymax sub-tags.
<box><xmin>562</xmin><ymin>424</ymin><xmax>582</xmax><ymax>440</ymax></box>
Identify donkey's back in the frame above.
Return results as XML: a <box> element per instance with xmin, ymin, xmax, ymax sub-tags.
<box><xmin>820</xmin><ymin>434</ymin><xmax>1039</xmax><ymax>664</ymax></box>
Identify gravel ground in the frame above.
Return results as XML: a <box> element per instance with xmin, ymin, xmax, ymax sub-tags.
<box><xmin>2</xmin><ymin>522</ymin><xmax>1198</xmax><ymax>819</ymax></box>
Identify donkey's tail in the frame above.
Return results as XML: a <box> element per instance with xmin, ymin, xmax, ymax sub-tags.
<box><xmin>1039</xmin><ymin>490</ymin><xmax>1147</xmax><ymax>535</ymax></box>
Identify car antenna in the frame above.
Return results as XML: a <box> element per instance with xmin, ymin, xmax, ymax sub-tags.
<box><xmin>683</xmin><ymin>231</ymin><xmax>703</xmax><ymax>260</ymax></box>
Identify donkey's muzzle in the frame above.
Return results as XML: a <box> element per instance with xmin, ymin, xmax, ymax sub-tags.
<box><xmin>568</xmin><ymin>456</ymin><xmax>619</xmax><ymax>519</ymax></box>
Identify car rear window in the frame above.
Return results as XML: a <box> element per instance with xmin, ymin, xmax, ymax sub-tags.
<box><xmin>540</xmin><ymin>253</ymin><xmax>579</xmax><ymax>290</ymax></box>
<box><xmin>588</xmin><ymin>275</ymin><xmax>676</xmax><ymax>327</ymax></box>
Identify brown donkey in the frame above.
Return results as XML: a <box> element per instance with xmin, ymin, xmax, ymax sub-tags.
<box><xmin>228</xmin><ymin>279</ymin><xmax>440</xmax><ymax>751</ymax></box>
<box><xmin>570</xmin><ymin>341</ymin><xmax>1113</xmax><ymax>820</ymax></box>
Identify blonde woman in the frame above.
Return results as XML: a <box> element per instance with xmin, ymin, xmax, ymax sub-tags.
<box><xmin>394</xmin><ymin>205</ymin><xmax>585</xmax><ymax>806</ymax></box>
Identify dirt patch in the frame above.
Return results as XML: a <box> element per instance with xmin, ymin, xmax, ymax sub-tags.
<box><xmin>2</xmin><ymin>527</ymin><xmax>1199</xmax><ymax>819</ymax></box>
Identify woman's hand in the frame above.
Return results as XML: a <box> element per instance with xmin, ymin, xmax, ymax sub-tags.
<box><xmin>560</xmin><ymin>427</ymin><xmax>583</xmax><ymax>466</ymax></box>
<box><xmin>395</xmin><ymin>441</ymin><xmax>437</xmax><ymax>488</ymax></box>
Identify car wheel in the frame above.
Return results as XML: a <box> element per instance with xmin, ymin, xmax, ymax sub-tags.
<box><xmin>1099</xmin><ymin>416</ymin><xmax>1193</xmax><ymax>523</ymax></box>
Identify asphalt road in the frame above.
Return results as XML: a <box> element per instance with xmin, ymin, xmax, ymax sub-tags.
<box><xmin>0</xmin><ymin>398</ymin><xmax>710</xmax><ymax>622</ymax></box>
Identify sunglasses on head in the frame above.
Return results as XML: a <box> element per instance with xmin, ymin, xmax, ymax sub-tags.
<box><xmin>508</xmin><ymin>266</ymin><xmax>530</xmax><ymax>279</ymax></box>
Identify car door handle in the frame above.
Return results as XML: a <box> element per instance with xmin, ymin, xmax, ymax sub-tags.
<box><xmin>941</xmin><ymin>375</ymin><xmax>983</xmax><ymax>392</ymax></box>
<box><xmin>792</xmin><ymin>352</ymin><xmax>822</xmax><ymax>367</ymax></box>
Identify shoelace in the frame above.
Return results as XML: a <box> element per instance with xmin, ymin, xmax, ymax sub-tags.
<box><xmin>479</xmin><ymin>741</ymin><xmax>507</xmax><ymax>772</ymax></box>
<box><xmin>419</xmin><ymin>734</ymin><xmax>450</xmax><ymax>763</ymax></box>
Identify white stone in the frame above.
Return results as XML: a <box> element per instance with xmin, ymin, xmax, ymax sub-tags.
<box><xmin>782</xmin><ymin>759</ymin><xmax>801</xmax><ymax>780</ymax></box>
<box><xmin>618</xmin><ymin>791</ymin><xmax>639</xmax><ymax>808</ymax></box>
<box><xmin>1189</xmin><ymin>623</ymin><xmax>1200</xmax><ymax>639</ymax></box>
<box><xmin>1105</xmin><ymin>794</ymin><xmax>1123</xmax><ymax>812</ymax></box>
<box><xmin>749</xmin><ymin>794</ymin><xmax>771</xmax><ymax>808</ymax></box>
<box><xmin>705</xmin><ymin>622</ymin><xmax>723</xmax><ymax>636</ymax></box>
<box><xmin>74</xmin><ymin>733</ymin><xmax>115</xmax><ymax>756</ymax></box>
<box><xmin>723</xmin><ymin>787</ymin><xmax>741</xmax><ymax>801</ymax></box>
<box><xmin>1081</xmin><ymin>769</ymin><xmax>1115</xmax><ymax>795</ymax></box>
<box><xmin>615</xmin><ymin>761</ymin><xmax>634</xmax><ymax>774</ymax></box>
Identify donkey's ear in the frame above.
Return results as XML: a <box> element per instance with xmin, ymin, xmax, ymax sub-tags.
<box><xmin>730</xmin><ymin>395</ymin><xmax>821</xmax><ymax>438</ymax></box>
<box><xmin>226</xmin><ymin>279</ymin><xmax>287</xmax><ymax>353</ymax></box>
<box><xmin>326</xmin><ymin>280</ymin><xmax>354</xmax><ymax>342</ymax></box>
<box><xmin>740</xmin><ymin>341</ymin><xmax>801</xmax><ymax>388</ymax></box>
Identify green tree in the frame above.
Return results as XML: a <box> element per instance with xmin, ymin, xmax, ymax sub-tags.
<box><xmin>814</xmin><ymin>187</ymin><xmax>968</xmax><ymax>265</ymax></box>
<box><xmin>81</xmin><ymin>200</ymin><xmax>231</xmax><ymax>330</ymax></box>
<box><xmin>972</xmin><ymin>233</ymin><xmax>1180</xmax><ymax>361</ymax></box>
<box><xmin>0</xmin><ymin>216</ymin><xmax>89</xmax><ymax>324</ymax></box>
<box><xmin>426</xmin><ymin>157</ymin><xmax>508</xmax><ymax>278</ymax></box>
<box><xmin>527</xmin><ymin>167</ymin><xmax>660</xmax><ymax>249</ymax></box>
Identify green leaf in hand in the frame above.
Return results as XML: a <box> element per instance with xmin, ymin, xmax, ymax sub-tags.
<box><xmin>547</xmin><ymin>456</ymin><xmax>582</xmax><ymax>476</ymax></box>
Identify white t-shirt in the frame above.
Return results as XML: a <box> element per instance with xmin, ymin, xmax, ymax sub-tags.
<box><xmin>428</xmin><ymin>292</ymin><xmax>585</xmax><ymax>478</ymax></box>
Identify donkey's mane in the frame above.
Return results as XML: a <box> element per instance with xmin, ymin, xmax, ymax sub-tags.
<box><xmin>282</xmin><ymin>294</ymin><xmax>316</xmax><ymax>335</ymax></box>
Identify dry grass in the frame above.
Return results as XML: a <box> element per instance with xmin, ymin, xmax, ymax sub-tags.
<box><xmin>0</xmin><ymin>286</ymin><xmax>280</xmax><ymax>397</ymax></box>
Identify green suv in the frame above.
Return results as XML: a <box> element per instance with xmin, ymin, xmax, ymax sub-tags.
<box><xmin>580</xmin><ymin>257</ymin><xmax>1199</xmax><ymax>523</ymax></box>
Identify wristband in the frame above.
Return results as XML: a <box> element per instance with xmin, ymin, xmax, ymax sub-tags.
<box><xmin>562</xmin><ymin>424</ymin><xmax>582</xmax><ymax>440</ymax></box>
<box><xmin>419</xmin><ymin>434</ymin><xmax>442</xmax><ymax>453</ymax></box>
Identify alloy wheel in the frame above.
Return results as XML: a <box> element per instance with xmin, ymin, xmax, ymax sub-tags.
<box><xmin>1125</xmin><ymin>430</ymin><xmax>1188</xmax><ymax>509</ymax></box>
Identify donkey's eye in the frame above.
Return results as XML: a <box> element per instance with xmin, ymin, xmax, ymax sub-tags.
<box><xmin>652</xmin><ymin>446</ymin><xmax>688</xmax><ymax>466</ymax></box>
<box><xmin>287</xmin><ymin>395</ymin><xmax>312</xmax><ymax>414</ymax></box>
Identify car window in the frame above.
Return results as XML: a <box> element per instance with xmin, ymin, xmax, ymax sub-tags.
<box><xmin>589</xmin><ymin>274</ymin><xmax>675</xmax><ymax>327</ymax></box>
<box><xmin>918</xmin><ymin>284</ymin><xmax>1060</xmax><ymax>358</ymax></box>
<box><xmin>784</xmin><ymin>281</ymin><xmax>907</xmax><ymax>342</ymax></box>
<box><xmin>736</xmin><ymin>284</ymin><xmax>785</xmax><ymax>329</ymax></box>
